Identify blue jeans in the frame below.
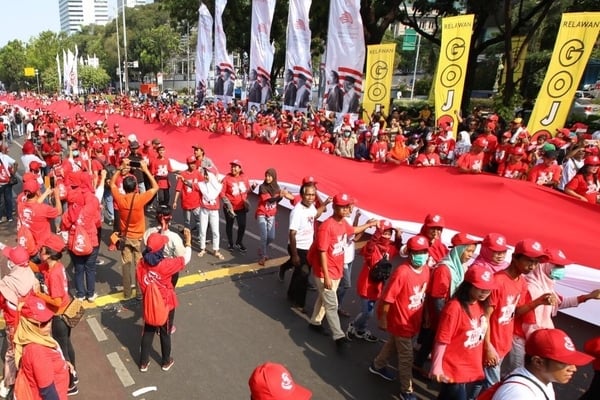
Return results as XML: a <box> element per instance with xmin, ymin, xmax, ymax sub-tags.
<box><xmin>336</xmin><ymin>261</ymin><xmax>353</xmax><ymax>308</ymax></box>
<box><xmin>437</xmin><ymin>381</ymin><xmax>482</xmax><ymax>400</ymax></box>
<box><xmin>0</xmin><ymin>184</ymin><xmax>13</xmax><ymax>220</ymax></box>
<box><xmin>103</xmin><ymin>190</ymin><xmax>114</xmax><ymax>222</ymax></box>
<box><xmin>71</xmin><ymin>246</ymin><xmax>99</xmax><ymax>298</ymax></box>
<box><xmin>183</xmin><ymin>207</ymin><xmax>202</xmax><ymax>240</ymax></box>
<box><xmin>257</xmin><ymin>215</ymin><xmax>275</xmax><ymax>258</ymax></box>
<box><xmin>352</xmin><ymin>298</ymin><xmax>376</xmax><ymax>333</ymax></box>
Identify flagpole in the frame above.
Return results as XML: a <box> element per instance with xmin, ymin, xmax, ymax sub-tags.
<box><xmin>122</xmin><ymin>4</ymin><xmax>129</xmax><ymax>94</ymax></box>
<box><xmin>410</xmin><ymin>33</ymin><xmax>421</xmax><ymax>100</ymax></box>
<box><xmin>115</xmin><ymin>7</ymin><xmax>123</xmax><ymax>94</ymax></box>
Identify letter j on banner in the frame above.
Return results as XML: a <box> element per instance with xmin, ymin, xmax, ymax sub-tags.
<box><xmin>434</xmin><ymin>14</ymin><xmax>474</xmax><ymax>137</ymax></box>
<box><xmin>363</xmin><ymin>43</ymin><xmax>396</xmax><ymax>119</ymax></box>
<box><xmin>528</xmin><ymin>12</ymin><xmax>600</xmax><ymax>138</ymax></box>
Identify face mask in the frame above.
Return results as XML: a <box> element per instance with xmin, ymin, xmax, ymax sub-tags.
<box><xmin>72</xmin><ymin>151</ymin><xmax>79</xmax><ymax>157</ymax></box>
<box><xmin>411</xmin><ymin>253</ymin><xmax>428</xmax><ymax>268</ymax></box>
<box><xmin>344</xmin><ymin>131</ymin><xmax>351</xmax><ymax>138</ymax></box>
<box><xmin>549</xmin><ymin>267</ymin><xmax>565</xmax><ymax>280</ymax></box>
<box><xmin>7</xmin><ymin>261</ymin><xmax>16</xmax><ymax>271</ymax></box>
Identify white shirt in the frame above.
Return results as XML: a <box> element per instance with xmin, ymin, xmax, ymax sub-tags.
<box><xmin>288</xmin><ymin>202</ymin><xmax>317</xmax><ymax>250</ymax></box>
<box><xmin>343</xmin><ymin>215</ymin><xmax>356</xmax><ymax>264</ymax></box>
<box><xmin>492</xmin><ymin>366</ymin><xmax>554</xmax><ymax>400</ymax></box>
<box><xmin>143</xmin><ymin>227</ymin><xmax>186</xmax><ymax>259</ymax></box>
<box><xmin>558</xmin><ymin>157</ymin><xmax>584</xmax><ymax>191</ymax></box>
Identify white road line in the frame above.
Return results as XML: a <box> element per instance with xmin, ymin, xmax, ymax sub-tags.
<box><xmin>86</xmin><ymin>316</ymin><xmax>108</xmax><ymax>342</ymax></box>
<box><xmin>106</xmin><ymin>352</ymin><xmax>135</xmax><ymax>387</ymax></box>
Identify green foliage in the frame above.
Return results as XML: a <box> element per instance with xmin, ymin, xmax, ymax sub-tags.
<box><xmin>0</xmin><ymin>40</ymin><xmax>28</xmax><ymax>91</ymax></box>
<box><xmin>78</xmin><ymin>65</ymin><xmax>111</xmax><ymax>91</ymax></box>
<box><xmin>414</xmin><ymin>76</ymin><xmax>433</xmax><ymax>96</ymax></box>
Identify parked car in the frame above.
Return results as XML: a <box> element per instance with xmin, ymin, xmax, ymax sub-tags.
<box><xmin>570</xmin><ymin>98</ymin><xmax>600</xmax><ymax>119</ymax></box>
<box><xmin>575</xmin><ymin>90</ymin><xmax>595</xmax><ymax>99</ymax></box>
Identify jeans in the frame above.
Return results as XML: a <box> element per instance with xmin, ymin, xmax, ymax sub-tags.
<box><xmin>336</xmin><ymin>261</ymin><xmax>353</xmax><ymax>308</ymax></box>
<box><xmin>70</xmin><ymin>246</ymin><xmax>99</xmax><ymax>298</ymax></box>
<box><xmin>157</xmin><ymin>188</ymin><xmax>170</xmax><ymax>207</ymax></box>
<box><xmin>373</xmin><ymin>335</ymin><xmax>414</xmax><ymax>393</ymax></box>
<box><xmin>224</xmin><ymin>208</ymin><xmax>247</xmax><ymax>246</ymax></box>
<box><xmin>437</xmin><ymin>382</ymin><xmax>483</xmax><ymax>400</ymax></box>
<box><xmin>505</xmin><ymin>335</ymin><xmax>526</xmax><ymax>372</ymax></box>
<box><xmin>309</xmin><ymin>277</ymin><xmax>345</xmax><ymax>340</ymax></box>
<box><xmin>257</xmin><ymin>215</ymin><xmax>275</xmax><ymax>258</ymax></box>
<box><xmin>121</xmin><ymin>237</ymin><xmax>142</xmax><ymax>298</ymax></box>
<box><xmin>352</xmin><ymin>298</ymin><xmax>376</xmax><ymax>333</ymax></box>
<box><xmin>199</xmin><ymin>208</ymin><xmax>220</xmax><ymax>251</ymax></box>
<box><xmin>183</xmin><ymin>207</ymin><xmax>202</xmax><ymax>240</ymax></box>
<box><xmin>140</xmin><ymin>309</ymin><xmax>175</xmax><ymax>366</ymax></box>
<box><xmin>0</xmin><ymin>184</ymin><xmax>13</xmax><ymax>220</ymax></box>
<box><xmin>103</xmin><ymin>190</ymin><xmax>114</xmax><ymax>222</ymax></box>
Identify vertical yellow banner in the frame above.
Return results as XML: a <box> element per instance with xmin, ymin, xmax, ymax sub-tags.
<box><xmin>528</xmin><ymin>13</ymin><xmax>600</xmax><ymax>137</ymax></box>
<box><xmin>363</xmin><ymin>43</ymin><xmax>396</xmax><ymax>119</ymax></box>
<box><xmin>434</xmin><ymin>14</ymin><xmax>475</xmax><ymax>138</ymax></box>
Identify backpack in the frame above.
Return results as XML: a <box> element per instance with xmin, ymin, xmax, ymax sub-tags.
<box><xmin>477</xmin><ymin>373</ymin><xmax>550</xmax><ymax>400</ymax></box>
<box><xmin>143</xmin><ymin>281</ymin><xmax>168</xmax><ymax>326</ymax></box>
<box><xmin>68</xmin><ymin>224</ymin><xmax>93</xmax><ymax>256</ymax></box>
<box><xmin>369</xmin><ymin>258</ymin><xmax>393</xmax><ymax>282</ymax></box>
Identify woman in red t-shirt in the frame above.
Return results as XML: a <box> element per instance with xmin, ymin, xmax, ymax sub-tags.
<box><xmin>430</xmin><ymin>265</ymin><xmax>495</xmax><ymax>400</ymax></box>
<box><xmin>255</xmin><ymin>168</ymin><xmax>293</xmax><ymax>265</ymax></box>
<box><xmin>348</xmin><ymin>220</ymin><xmax>401</xmax><ymax>342</ymax></box>
<box><xmin>564</xmin><ymin>155</ymin><xmax>600</xmax><ymax>204</ymax></box>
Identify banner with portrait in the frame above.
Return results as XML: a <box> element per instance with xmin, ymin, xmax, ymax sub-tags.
<box><xmin>214</xmin><ymin>0</ymin><xmax>234</xmax><ymax>104</ymax></box>
<box><xmin>283</xmin><ymin>0</ymin><xmax>313</xmax><ymax>113</ymax></box>
<box><xmin>195</xmin><ymin>3</ymin><xmax>213</xmax><ymax>105</ymax></box>
<box><xmin>363</xmin><ymin>44</ymin><xmax>396</xmax><ymax>121</ymax></box>
<box><xmin>528</xmin><ymin>13</ymin><xmax>600</xmax><ymax>138</ymax></box>
<box><xmin>323</xmin><ymin>0</ymin><xmax>365</xmax><ymax>118</ymax></box>
<box><xmin>433</xmin><ymin>14</ymin><xmax>474</xmax><ymax>137</ymax></box>
<box><xmin>247</xmin><ymin>0</ymin><xmax>276</xmax><ymax>111</ymax></box>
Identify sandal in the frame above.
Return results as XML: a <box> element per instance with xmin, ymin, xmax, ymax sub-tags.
<box><xmin>198</xmin><ymin>249</ymin><xmax>206</xmax><ymax>257</ymax></box>
<box><xmin>214</xmin><ymin>251</ymin><xmax>225</xmax><ymax>260</ymax></box>
<box><xmin>258</xmin><ymin>257</ymin><xmax>267</xmax><ymax>266</ymax></box>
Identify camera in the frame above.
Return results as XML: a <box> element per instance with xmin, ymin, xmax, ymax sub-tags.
<box><xmin>129</xmin><ymin>160</ymin><xmax>141</xmax><ymax>168</ymax></box>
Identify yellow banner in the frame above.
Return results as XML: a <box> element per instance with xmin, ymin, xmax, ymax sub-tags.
<box><xmin>362</xmin><ymin>43</ymin><xmax>396</xmax><ymax>120</ymax></box>
<box><xmin>528</xmin><ymin>12</ymin><xmax>600</xmax><ymax>137</ymax></box>
<box><xmin>434</xmin><ymin>14</ymin><xmax>475</xmax><ymax>138</ymax></box>
<box><xmin>24</xmin><ymin>67</ymin><xmax>35</xmax><ymax>77</ymax></box>
<box><xmin>500</xmin><ymin>36</ymin><xmax>529</xmax><ymax>86</ymax></box>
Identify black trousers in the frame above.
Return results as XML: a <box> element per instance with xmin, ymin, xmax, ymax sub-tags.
<box><xmin>140</xmin><ymin>309</ymin><xmax>176</xmax><ymax>366</ymax></box>
<box><xmin>224</xmin><ymin>208</ymin><xmax>247</xmax><ymax>246</ymax></box>
<box><xmin>286</xmin><ymin>248</ymin><xmax>310</xmax><ymax>308</ymax></box>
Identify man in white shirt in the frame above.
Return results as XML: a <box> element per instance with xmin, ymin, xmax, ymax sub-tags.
<box><xmin>491</xmin><ymin>328</ymin><xmax>593</xmax><ymax>400</ymax></box>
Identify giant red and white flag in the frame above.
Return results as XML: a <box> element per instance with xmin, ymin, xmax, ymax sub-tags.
<box><xmin>324</xmin><ymin>0</ymin><xmax>365</xmax><ymax>117</ymax></box>
<box><xmin>247</xmin><ymin>0</ymin><xmax>276</xmax><ymax>108</ymax></box>
<box><xmin>196</xmin><ymin>2</ymin><xmax>213</xmax><ymax>105</ymax></box>
<box><xmin>282</xmin><ymin>0</ymin><xmax>313</xmax><ymax>112</ymax></box>
<box><xmin>214</xmin><ymin>0</ymin><xmax>235</xmax><ymax>103</ymax></box>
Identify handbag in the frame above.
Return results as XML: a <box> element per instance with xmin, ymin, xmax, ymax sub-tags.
<box><xmin>8</xmin><ymin>174</ymin><xmax>19</xmax><ymax>186</ymax></box>
<box><xmin>117</xmin><ymin>192</ymin><xmax>137</xmax><ymax>251</ymax></box>
<box><xmin>369</xmin><ymin>258</ymin><xmax>393</xmax><ymax>283</ymax></box>
<box><xmin>61</xmin><ymin>298</ymin><xmax>86</xmax><ymax>328</ymax></box>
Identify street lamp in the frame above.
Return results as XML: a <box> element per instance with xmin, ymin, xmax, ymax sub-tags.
<box><xmin>35</xmin><ymin>69</ymin><xmax>40</xmax><ymax>94</ymax></box>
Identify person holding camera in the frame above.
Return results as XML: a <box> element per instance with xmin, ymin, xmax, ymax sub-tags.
<box><xmin>110</xmin><ymin>158</ymin><xmax>159</xmax><ymax>300</ymax></box>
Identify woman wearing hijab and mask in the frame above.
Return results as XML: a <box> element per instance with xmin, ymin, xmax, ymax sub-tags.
<box><xmin>137</xmin><ymin>231</ymin><xmax>192</xmax><ymax>373</ymax></box>
<box><xmin>506</xmin><ymin>247</ymin><xmax>600</xmax><ymax>372</ymax></box>
<box><xmin>453</xmin><ymin>131</ymin><xmax>472</xmax><ymax>163</ymax></box>
<box><xmin>347</xmin><ymin>220</ymin><xmax>402</xmax><ymax>342</ymax></box>
<box><xmin>255</xmin><ymin>168</ymin><xmax>294</xmax><ymax>266</ymax></box>
<box><xmin>471</xmin><ymin>233</ymin><xmax>510</xmax><ymax>273</ymax></box>
<box><xmin>415</xmin><ymin>233</ymin><xmax>480</xmax><ymax>374</ymax></box>
<box><xmin>13</xmin><ymin>294</ymin><xmax>72</xmax><ymax>400</ymax></box>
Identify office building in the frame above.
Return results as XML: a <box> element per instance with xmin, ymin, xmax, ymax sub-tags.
<box><xmin>59</xmin><ymin>0</ymin><xmax>110</xmax><ymax>35</ymax></box>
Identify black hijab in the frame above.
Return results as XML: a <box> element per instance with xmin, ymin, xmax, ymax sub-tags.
<box><xmin>259</xmin><ymin>168</ymin><xmax>280</xmax><ymax>197</ymax></box>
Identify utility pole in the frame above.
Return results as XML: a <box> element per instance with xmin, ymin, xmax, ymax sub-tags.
<box><xmin>115</xmin><ymin>7</ymin><xmax>122</xmax><ymax>94</ymax></box>
<box><xmin>122</xmin><ymin>3</ymin><xmax>129</xmax><ymax>94</ymax></box>
<box><xmin>187</xmin><ymin>20</ymin><xmax>191</xmax><ymax>94</ymax></box>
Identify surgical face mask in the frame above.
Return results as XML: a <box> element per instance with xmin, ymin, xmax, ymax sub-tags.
<box><xmin>72</xmin><ymin>150</ymin><xmax>79</xmax><ymax>157</ymax></box>
<box><xmin>411</xmin><ymin>253</ymin><xmax>428</xmax><ymax>268</ymax></box>
<box><xmin>343</xmin><ymin>131</ymin><xmax>351</xmax><ymax>138</ymax></box>
<box><xmin>549</xmin><ymin>267</ymin><xmax>566</xmax><ymax>280</ymax></box>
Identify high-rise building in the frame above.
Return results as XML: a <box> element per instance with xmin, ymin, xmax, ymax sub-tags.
<box><xmin>117</xmin><ymin>0</ymin><xmax>150</xmax><ymax>8</ymax></box>
<box><xmin>59</xmin><ymin>0</ymin><xmax>110</xmax><ymax>35</ymax></box>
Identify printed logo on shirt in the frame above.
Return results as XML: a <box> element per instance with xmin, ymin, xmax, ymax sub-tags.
<box><xmin>331</xmin><ymin>234</ymin><xmax>347</xmax><ymax>257</ymax></box>
<box><xmin>464</xmin><ymin>316</ymin><xmax>487</xmax><ymax>348</ymax></box>
<box><xmin>498</xmin><ymin>294</ymin><xmax>520</xmax><ymax>325</ymax></box>
<box><xmin>157</xmin><ymin>164</ymin><xmax>168</xmax><ymax>176</ymax></box>
<box><xmin>408</xmin><ymin>283</ymin><xmax>427</xmax><ymax>311</ymax></box>
<box><xmin>536</xmin><ymin>171</ymin><xmax>554</xmax><ymax>185</ymax></box>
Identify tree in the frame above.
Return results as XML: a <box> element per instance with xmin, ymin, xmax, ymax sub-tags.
<box><xmin>78</xmin><ymin>65</ymin><xmax>111</xmax><ymax>92</ymax></box>
<box><xmin>0</xmin><ymin>40</ymin><xmax>28</xmax><ymax>91</ymax></box>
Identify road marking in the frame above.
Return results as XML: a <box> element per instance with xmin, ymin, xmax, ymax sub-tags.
<box><xmin>106</xmin><ymin>352</ymin><xmax>135</xmax><ymax>387</ymax></box>
<box><xmin>86</xmin><ymin>316</ymin><xmax>108</xmax><ymax>342</ymax></box>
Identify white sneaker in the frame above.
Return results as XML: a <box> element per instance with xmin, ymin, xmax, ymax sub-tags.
<box><xmin>87</xmin><ymin>293</ymin><xmax>98</xmax><ymax>302</ymax></box>
<box><xmin>0</xmin><ymin>380</ymin><xmax>10</xmax><ymax>398</ymax></box>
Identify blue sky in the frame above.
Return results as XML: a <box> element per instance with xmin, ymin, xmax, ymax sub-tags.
<box><xmin>0</xmin><ymin>0</ymin><xmax>122</xmax><ymax>47</ymax></box>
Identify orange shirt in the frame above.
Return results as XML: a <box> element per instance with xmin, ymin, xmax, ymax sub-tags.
<box><xmin>112</xmin><ymin>189</ymin><xmax>155</xmax><ymax>239</ymax></box>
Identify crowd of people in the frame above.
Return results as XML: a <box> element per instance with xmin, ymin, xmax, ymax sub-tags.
<box><xmin>0</xmin><ymin>93</ymin><xmax>598</xmax><ymax>400</ymax></box>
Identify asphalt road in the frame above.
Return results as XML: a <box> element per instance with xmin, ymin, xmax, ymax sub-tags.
<box><xmin>0</xmin><ymin>134</ymin><xmax>597</xmax><ymax>399</ymax></box>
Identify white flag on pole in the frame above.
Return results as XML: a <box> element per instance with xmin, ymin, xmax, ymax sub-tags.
<box><xmin>214</xmin><ymin>0</ymin><xmax>234</xmax><ymax>104</ymax></box>
<box><xmin>195</xmin><ymin>2</ymin><xmax>213</xmax><ymax>105</ymax></box>
<box><xmin>247</xmin><ymin>0</ymin><xmax>276</xmax><ymax>109</ymax></box>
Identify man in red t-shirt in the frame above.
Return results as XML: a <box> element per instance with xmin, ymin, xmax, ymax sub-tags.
<box><xmin>482</xmin><ymin>238</ymin><xmax>552</xmax><ymax>388</ymax></box>
<box><xmin>456</xmin><ymin>137</ymin><xmax>487</xmax><ymax>173</ymax></box>
<box><xmin>369</xmin><ymin>235</ymin><xmax>430</xmax><ymax>399</ymax></box>
<box><xmin>307</xmin><ymin>193</ymin><xmax>375</xmax><ymax>352</ymax></box>
<box><xmin>150</xmin><ymin>145</ymin><xmax>172</xmax><ymax>207</ymax></box>
<box><xmin>527</xmin><ymin>150</ymin><xmax>562</xmax><ymax>188</ymax></box>
<box><xmin>172</xmin><ymin>156</ymin><xmax>203</xmax><ymax>239</ymax></box>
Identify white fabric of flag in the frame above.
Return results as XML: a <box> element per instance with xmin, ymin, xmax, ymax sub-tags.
<box><xmin>247</xmin><ymin>0</ymin><xmax>276</xmax><ymax>107</ymax></box>
<box><xmin>214</xmin><ymin>0</ymin><xmax>234</xmax><ymax>103</ymax></box>
<box><xmin>196</xmin><ymin>2</ymin><xmax>213</xmax><ymax>103</ymax></box>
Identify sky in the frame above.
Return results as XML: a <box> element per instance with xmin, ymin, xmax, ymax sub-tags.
<box><xmin>0</xmin><ymin>0</ymin><xmax>121</xmax><ymax>47</ymax></box>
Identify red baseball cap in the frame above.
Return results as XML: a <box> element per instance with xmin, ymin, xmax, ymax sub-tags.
<box><xmin>473</xmin><ymin>137</ymin><xmax>488</xmax><ymax>148</ymax></box>
<box><xmin>464</xmin><ymin>265</ymin><xmax>496</xmax><ymax>290</ymax></box>
<box><xmin>451</xmin><ymin>233</ymin><xmax>481</xmax><ymax>247</ymax></box>
<box><xmin>29</xmin><ymin>161</ymin><xmax>42</xmax><ymax>171</ymax></box>
<box><xmin>407</xmin><ymin>235</ymin><xmax>430</xmax><ymax>252</ymax></box>
<box><xmin>545</xmin><ymin>248</ymin><xmax>572</xmax><ymax>266</ymax></box>
<box><xmin>20</xmin><ymin>295</ymin><xmax>54</xmax><ymax>323</ymax></box>
<box><xmin>514</xmin><ymin>239</ymin><xmax>548</xmax><ymax>261</ymax></box>
<box><xmin>526</xmin><ymin>329</ymin><xmax>594</xmax><ymax>366</ymax></box>
<box><xmin>584</xmin><ymin>337</ymin><xmax>600</xmax><ymax>370</ymax></box>
<box><xmin>43</xmin><ymin>234</ymin><xmax>66</xmax><ymax>253</ymax></box>
<box><xmin>423</xmin><ymin>213</ymin><xmax>445</xmax><ymax>229</ymax></box>
<box><xmin>301</xmin><ymin>176</ymin><xmax>317</xmax><ymax>185</ymax></box>
<box><xmin>192</xmin><ymin>144</ymin><xmax>203</xmax><ymax>149</ymax></box>
<box><xmin>584</xmin><ymin>155</ymin><xmax>600</xmax><ymax>166</ymax></box>
<box><xmin>22</xmin><ymin>179</ymin><xmax>39</xmax><ymax>194</ymax></box>
<box><xmin>482</xmin><ymin>233</ymin><xmax>508</xmax><ymax>252</ymax></box>
<box><xmin>510</xmin><ymin>146</ymin><xmax>525</xmax><ymax>156</ymax></box>
<box><xmin>186</xmin><ymin>156</ymin><xmax>197</xmax><ymax>164</ymax></box>
<box><xmin>249</xmin><ymin>362</ymin><xmax>312</xmax><ymax>400</ymax></box>
<box><xmin>230</xmin><ymin>160</ymin><xmax>243</xmax><ymax>168</ymax></box>
<box><xmin>2</xmin><ymin>245</ymin><xmax>30</xmax><ymax>266</ymax></box>
<box><xmin>332</xmin><ymin>193</ymin><xmax>353</xmax><ymax>207</ymax></box>
<box><xmin>146</xmin><ymin>232</ymin><xmax>169</xmax><ymax>252</ymax></box>
<box><xmin>377</xmin><ymin>219</ymin><xmax>394</xmax><ymax>232</ymax></box>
